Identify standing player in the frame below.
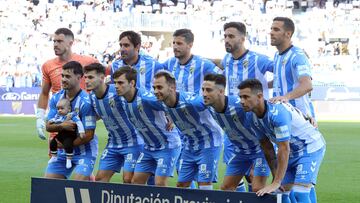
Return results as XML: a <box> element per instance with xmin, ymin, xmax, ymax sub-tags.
<box><xmin>222</xmin><ymin>21</ymin><xmax>274</xmax><ymax>191</ymax></box>
<box><xmin>222</xmin><ymin>22</ymin><xmax>273</xmax><ymax>98</ymax></box>
<box><xmin>111</xmin><ymin>30</ymin><xmax>163</xmax><ymax>185</ymax></box>
<box><xmin>162</xmin><ymin>28</ymin><xmax>222</xmax><ymax>188</ymax></box>
<box><xmin>113</xmin><ymin>66</ymin><xmax>181</xmax><ymax>186</ymax></box>
<box><xmin>153</xmin><ymin>71</ymin><xmax>223</xmax><ymax>190</ymax></box>
<box><xmin>36</xmin><ymin>27</ymin><xmax>97</xmax><ymax>140</ymax></box>
<box><xmin>45</xmin><ymin>61</ymin><xmax>98</xmax><ymax>180</ymax></box>
<box><xmin>162</xmin><ymin>29</ymin><xmax>222</xmax><ymax>94</ymax></box>
<box><xmin>84</xmin><ymin>63</ymin><xmax>143</xmax><ymax>183</ymax></box>
<box><xmin>269</xmin><ymin>17</ymin><xmax>315</xmax><ymax>121</ymax></box>
<box><xmin>202</xmin><ymin>74</ymin><xmax>269</xmax><ymax>192</ymax></box>
<box><xmin>110</xmin><ymin>30</ymin><xmax>163</xmax><ymax>90</ymax></box>
<box><xmin>238</xmin><ymin>79</ymin><xmax>325</xmax><ymax>203</ymax></box>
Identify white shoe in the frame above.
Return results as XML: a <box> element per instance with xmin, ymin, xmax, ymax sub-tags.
<box><xmin>66</xmin><ymin>159</ymin><xmax>72</xmax><ymax>169</ymax></box>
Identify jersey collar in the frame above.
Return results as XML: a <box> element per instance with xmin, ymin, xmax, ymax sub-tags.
<box><xmin>279</xmin><ymin>45</ymin><xmax>293</xmax><ymax>55</ymax></box>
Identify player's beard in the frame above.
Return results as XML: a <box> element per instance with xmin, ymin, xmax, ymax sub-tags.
<box><xmin>225</xmin><ymin>43</ymin><xmax>234</xmax><ymax>53</ymax></box>
<box><xmin>54</xmin><ymin>48</ymin><xmax>65</xmax><ymax>56</ymax></box>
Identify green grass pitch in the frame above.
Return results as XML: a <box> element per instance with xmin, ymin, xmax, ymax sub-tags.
<box><xmin>0</xmin><ymin>117</ymin><xmax>359</xmax><ymax>202</ymax></box>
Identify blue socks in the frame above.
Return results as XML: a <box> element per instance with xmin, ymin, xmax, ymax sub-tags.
<box><xmin>147</xmin><ymin>175</ymin><xmax>155</xmax><ymax>185</ymax></box>
<box><xmin>310</xmin><ymin>186</ymin><xmax>317</xmax><ymax>203</ymax></box>
<box><xmin>292</xmin><ymin>185</ymin><xmax>311</xmax><ymax>203</ymax></box>
<box><xmin>282</xmin><ymin>192</ymin><xmax>291</xmax><ymax>203</ymax></box>
<box><xmin>189</xmin><ymin>181</ymin><xmax>197</xmax><ymax>189</ymax></box>
<box><xmin>247</xmin><ymin>183</ymin><xmax>252</xmax><ymax>192</ymax></box>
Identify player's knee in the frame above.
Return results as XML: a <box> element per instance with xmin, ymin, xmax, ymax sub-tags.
<box><xmin>131</xmin><ymin>176</ymin><xmax>144</xmax><ymax>185</ymax></box>
<box><xmin>155</xmin><ymin>180</ymin><xmax>167</xmax><ymax>187</ymax></box>
<box><xmin>123</xmin><ymin>176</ymin><xmax>132</xmax><ymax>184</ymax></box>
<box><xmin>251</xmin><ymin>185</ymin><xmax>262</xmax><ymax>192</ymax></box>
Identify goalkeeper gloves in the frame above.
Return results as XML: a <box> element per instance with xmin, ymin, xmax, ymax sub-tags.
<box><xmin>36</xmin><ymin>108</ymin><xmax>46</xmax><ymax>140</ymax></box>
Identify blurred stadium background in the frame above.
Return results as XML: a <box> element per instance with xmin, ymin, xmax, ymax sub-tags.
<box><xmin>0</xmin><ymin>0</ymin><xmax>359</xmax><ymax>202</ymax></box>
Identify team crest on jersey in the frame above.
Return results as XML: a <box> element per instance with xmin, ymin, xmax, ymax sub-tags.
<box><xmin>181</xmin><ymin>107</ymin><xmax>189</xmax><ymax>116</ymax></box>
<box><xmin>189</xmin><ymin>66</ymin><xmax>195</xmax><ymax>74</ymax></box>
<box><xmin>137</xmin><ymin>104</ymin><xmax>144</xmax><ymax>113</ymax></box>
<box><xmin>139</xmin><ymin>67</ymin><xmax>145</xmax><ymax>74</ymax></box>
<box><xmin>282</xmin><ymin>59</ymin><xmax>287</xmax><ymax>65</ymax></box>
<box><xmin>242</xmin><ymin>60</ymin><xmax>249</xmax><ymax>69</ymax></box>
<box><xmin>232</xmin><ymin>114</ymin><xmax>238</xmax><ymax>122</ymax></box>
<box><xmin>109</xmin><ymin>98</ymin><xmax>115</xmax><ymax>108</ymax></box>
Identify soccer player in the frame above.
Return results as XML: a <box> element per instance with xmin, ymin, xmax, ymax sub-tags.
<box><xmin>36</xmin><ymin>27</ymin><xmax>97</xmax><ymax>140</ymax></box>
<box><xmin>110</xmin><ymin>30</ymin><xmax>164</xmax><ymax>90</ymax></box>
<box><xmin>222</xmin><ymin>21</ymin><xmax>273</xmax><ymax>98</ymax></box>
<box><xmin>45</xmin><ymin>61</ymin><xmax>98</xmax><ymax>180</ymax></box>
<box><xmin>47</xmin><ymin>98</ymin><xmax>85</xmax><ymax>169</ymax></box>
<box><xmin>113</xmin><ymin>66</ymin><xmax>181</xmax><ymax>186</ymax></box>
<box><xmin>269</xmin><ymin>17</ymin><xmax>315</xmax><ymax>121</ymax></box>
<box><xmin>202</xmin><ymin>74</ymin><xmax>269</xmax><ymax>192</ymax></box>
<box><xmin>84</xmin><ymin>63</ymin><xmax>143</xmax><ymax>183</ymax></box>
<box><xmin>222</xmin><ymin>21</ymin><xmax>274</xmax><ymax>191</ymax></box>
<box><xmin>153</xmin><ymin>71</ymin><xmax>223</xmax><ymax>190</ymax></box>
<box><xmin>238</xmin><ymin>79</ymin><xmax>326</xmax><ymax>203</ymax></box>
<box><xmin>162</xmin><ymin>29</ymin><xmax>222</xmax><ymax>94</ymax></box>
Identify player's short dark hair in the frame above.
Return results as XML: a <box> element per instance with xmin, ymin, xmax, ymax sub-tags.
<box><xmin>84</xmin><ymin>63</ymin><xmax>106</xmax><ymax>75</ymax></box>
<box><xmin>237</xmin><ymin>79</ymin><xmax>263</xmax><ymax>94</ymax></box>
<box><xmin>173</xmin><ymin>29</ymin><xmax>194</xmax><ymax>44</ymax></box>
<box><xmin>119</xmin><ymin>31</ymin><xmax>141</xmax><ymax>47</ymax></box>
<box><xmin>54</xmin><ymin>28</ymin><xmax>74</xmax><ymax>39</ymax></box>
<box><xmin>223</xmin><ymin>22</ymin><xmax>246</xmax><ymax>36</ymax></box>
<box><xmin>154</xmin><ymin>70</ymin><xmax>176</xmax><ymax>86</ymax></box>
<box><xmin>112</xmin><ymin>65</ymin><xmax>137</xmax><ymax>86</ymax></box>
<box><xmin>204</xmin><ymin>74</ymin><xmax>226</xmax><ymax>88</ymax></box>
<box><xmin>62</xmin><ymin>61</ymin><xmax>83</xmax><ymax>77</ymax></box>
<box><xmin>273</xmin><ymin>17</ymin><xmax>295</xmax><ymax>37</ymax></box>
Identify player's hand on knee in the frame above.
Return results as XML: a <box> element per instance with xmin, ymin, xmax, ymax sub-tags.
<box><xmin>36</xmin><ymin>108</ymin><xmax>46</xmax><ymax>140</ymax></box>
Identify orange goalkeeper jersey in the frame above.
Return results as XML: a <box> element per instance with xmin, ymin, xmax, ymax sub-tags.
<box><xmin>41</xmin><ymin>54</ymin><xmax>98</xmax><ymax>93</ymax></box>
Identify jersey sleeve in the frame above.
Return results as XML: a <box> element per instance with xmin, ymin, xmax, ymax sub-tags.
<box><xmin>41</xmin><ymin>62</ymin><xmax>51</xmax><ymax>85</ymax></box>
<box><xmin>258</xmin><ymin>55</ymin><xmax>274</xmax><ymax>73</ymax></box>
<box><xmin>142</xmin><ymin>92</ymin><xmax>165</xmax><ymax>111</ymax></box>
<box><xmin>161</xmin><ymin>58</ymin><xmax>172</xmax><ymax>71</ymax></box>
<box><xmin>203</xmin><ymin>59</ymin><xmax>223</xmax><ymax>75</ymax></box>
<box><xmin>191</xmin><ymin>94</ymin><xmax>207</xmax><ymax>111</ymax></box>
<box><xmin>292</xmin><ymin>52</ymin><xmax>312</xmax><ymax>78</ymax></box>
<box><xmin>71</xmin><ymin>113</ymin><xmax>86</xmax><ymax>133</ymax></box>
<box><xmin>79</xmin><ymin>100</ymin><xmax>97</xmax><ymax>130</ymax></box>
<box><xmin>154</xmin><ymin>60</ymin><xmax>166</xmax><ymax>74</ymax></box>
<box><xmin>271</xmin><ymin>105</ymin><xmax>292</xmax><ymax>142</ymax></box>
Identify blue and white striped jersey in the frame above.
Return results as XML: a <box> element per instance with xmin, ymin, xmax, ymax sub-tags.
<box><xmin>121</xmin><ymin>88</ymin><xmax>181</xmax><ymax>151</ymax></box>
<box><xmin>162</xmin><ymin>92</ymin><xmax>223</xmax><ymax>151</ymax></box>
<box><xmin>272</xmin><ymin>45</ymin><xmax>314</xmax><ymax>117</ymax></box>
<box><xmin>207</xmin><ymin>95</ymin><xmax>263</xmax><ymax>155</ymax></box>
<box><xmin>48</xmin><ymin>112</ymin><xmax>85</xmax><ymax>134</ymax></box>
<box><xmin>89</xmin><ymin>84</ymin><xmax>143</xmax><ymax>149</ymax></box>
<box><xmin>222</xmin><ymin>50</ymin><xmax>273</xmax><ymax>98</ymax></box>
<box><xmin>111</xmin><ymin>54</ymin><xmax>164</xmax><ymax>90</ymax></box>
<box><xmin>250</xmin><ymin>101</ymin><xmax>325</xmax><ymax>158</ymax></box>
<box><xmin>163</xmin><ymin>55</ymin><xmax>223</xmax><ymax>94</ymax></box>
<box><xmin>47</xmin><ymin>89</ymin><xmax>98</xmax><ymax>158</ymax></box>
